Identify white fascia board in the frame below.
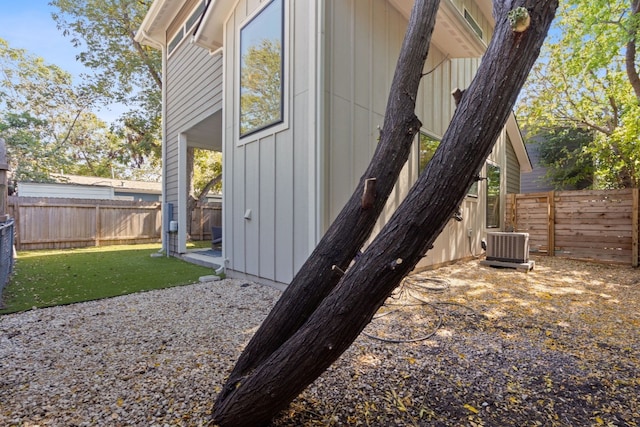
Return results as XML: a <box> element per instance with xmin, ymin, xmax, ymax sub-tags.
<box><xmin>506</xmin><ymin>112</ymin><xmax>532</xmax><ymax>173</ymax></box>
<box><xmin>135</xmin><ymin>0</ymin><xmax>185</xmax><ymax>48</ymax></box>
<box><xmin>192</xmin><ymin>0</ymin><xmax>237</xmax><ymax>51</ymax></box>
<box><xmin>388</xmin><ymin>0</ymin><xmax>487</xmax><ymax>58</ymax></box>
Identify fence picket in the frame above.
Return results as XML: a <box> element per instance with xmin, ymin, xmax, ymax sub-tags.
<box><xmin>7</xmin><ymin>196</ymin><xmax>221</xmax><ymax>251</ymax></box>
<box><xmin>506</xmin><ymin>188</ymin><xmax>639</xmax><ymax>266</ymax></box>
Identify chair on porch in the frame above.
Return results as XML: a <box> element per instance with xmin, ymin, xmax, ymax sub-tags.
<box><xmin>211</xmin><ymin>226</ymin><xmax>222</xmax><ymax>250</ymax></box>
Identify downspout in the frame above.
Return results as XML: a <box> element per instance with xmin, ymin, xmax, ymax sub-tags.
<box><xmin>161</xmin><ymin>44</ymin><xmax>169</xmax><ymax>256</ymax></box>
<box><xmin>313</xmin><ymin>0</ymin><xmax>326</xmax><ymax>244</ymax></box>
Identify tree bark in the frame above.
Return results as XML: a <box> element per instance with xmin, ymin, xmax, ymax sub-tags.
<box><xmin>217</xmin><ymin>0</ymin><xmax>441</xmax><ymax>395</ymax></box>
<box><xmin>212</xmin><ymin>1</ymin><xmax>558</xmax><ymax>425</ymax></box>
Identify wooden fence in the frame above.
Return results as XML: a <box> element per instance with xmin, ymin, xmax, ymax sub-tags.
<box><xmin>506</xmin><ymin>189</ymin><xmax>639</xmax><ymax>267</ymax></box>
<box><xmin>7</xmin><ymin>197</ymin><xmax>222</xmax><ymax>251</ymax></box>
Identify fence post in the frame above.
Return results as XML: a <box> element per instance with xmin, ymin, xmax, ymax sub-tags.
<box><xmin>547</xmin><ymin>191</ymin><xmax>555</xmax><ymax>257</ymax></box>
<box><xmin>633</xmin><ymin>188</ymin><xmax>639</xmax><ymax>268</ymax></box>
<box><xmin>510</xmin><ymin>193</ymin><xmax>517</xmax><ymax>230</ymax></box>
<box><xmin>0</xmin><ymin>139</ymin><xmax>9</xmax><ymax>222</ymax></box>
<box><xmin>200</xmin><ymin>204</ymin><xmax>204</xmax><ymax>241</ymax></box>
<box><xmin>12</xmin><ymin>197</ymin><xmax>20</xmax><ymax>251</ymax></box>
<box><xmin>95</xmin><ymin>205</ymin><xmax>101</xmax><ymax>247</ymax></box>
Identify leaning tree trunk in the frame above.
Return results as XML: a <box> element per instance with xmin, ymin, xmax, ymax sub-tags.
<box><xmin>218</xmin><ymin>0</ymin><xmax>441</xmax><ymax>393</ymax></box>
<box><xmin>212</xmin><ymin>1</ymin><xmax>558</xmax><ymax>426</ymax></box>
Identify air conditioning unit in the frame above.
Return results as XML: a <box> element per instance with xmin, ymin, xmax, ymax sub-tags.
<box><xmin>485</xmin><ymin>232</ymin><xmax>530</xmax><ymax>263</ymax></box>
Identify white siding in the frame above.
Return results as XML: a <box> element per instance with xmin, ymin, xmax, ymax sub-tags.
<box><xmin>223</xmin><ymin>0</ymin><xmax>314</xmax><ymax>284</ymax></box>
<box><xmin>324</xmin><ymin>0</ymin><xmax>497</xmax><ymax>269</ymax></box>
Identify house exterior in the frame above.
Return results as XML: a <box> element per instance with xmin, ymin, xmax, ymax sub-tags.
<box><xmin>136</xmin><ymin>0</ymin><xmax>531</xmax><ymax>287</ymax></box>
<box><xmin>18</xmin><ymin>174</ymin><xmax>162</xmax><ymax>201</ymax></box>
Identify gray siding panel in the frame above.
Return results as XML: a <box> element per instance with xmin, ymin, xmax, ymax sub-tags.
<box><xmin>325</xmin><ymin>0</ymin><xmax>494</xmax><ymax>269</ymax></box>
<box><xmin>275</xmin><ymin>132</ymin><xmax>295</xmax><ymax>283</ymax></box>
<box><xmin>506</xmin><ymin>136</ymin><xmax>521</xmax><ymax>194</ymax></box>
<box><xmin>244</xmin><ymin>142</ymin><xmax>260</xmax><ymax>276</ymax></box>
<box><xmin>223</xmin><ymin>0</ymin><xmax>314</xmax><ymax>284</ymax></box>
<box><xmin>259</xmin><ymin>135</ymin><xmax>276</xmax><ymax>280</ymax></box>
<box><xmin>165</xmin><ymin>38</ymin><xmax>223</xmax><ymax>235</ymax></box>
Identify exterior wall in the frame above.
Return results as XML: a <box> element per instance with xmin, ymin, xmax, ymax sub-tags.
<box><xmin>417</xmin><ymin>56</ymin><xmax>487</xmax><ymax>268</ymax></box>
<box><xmin>323</xmin><ymin>0</ymin><xmax>491</xmax><ymax>270</ymax></box>
<box><xmin>222</xmin><ymin>0</ymin><xmax>316</xmax><ymax>284</ymax></box>
<box><xmin>157</xmin><ymin>0</ymin><xmax>522</xmax><ymax>283</ymax></box>
<box><xmin>165</xmin><ymin>26</ymin><xmax>223</xmax><ymax>255</ymax></box>
<box><xmin>452</xmin><ymin>0</ymin><xmax>493</xmax><ymax>44</ymax></box>
<box><xmin>505</xmin><ymin>134</ymin><xmax>521</xmax><ymax>194</ymax></box>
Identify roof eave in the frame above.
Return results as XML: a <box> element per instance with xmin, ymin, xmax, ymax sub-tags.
<box><xmin>192</xmin><ymin>0</ymin><xmax>237</xmax><ymax>51</ymax></box>
<box><xmin>135</xmin><ymin>0</ymin><xmax>186</xmax><ymax>49</ymax></box>
<box><xmin>506</xmin><ymin>113</ymin><xmax>533</xmax><ymax>173</ymax></box>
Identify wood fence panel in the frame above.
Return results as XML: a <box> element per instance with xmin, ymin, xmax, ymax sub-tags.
<box><xmin>8</xmin><ymin>197</ymin><xmax>162</xmax><ymax>250</ymax></box>
<box><xmin>507</xmin><ymin>192</ymin><xmax>550</xmax><ymax>253</ymax></box>
<box><xmin>7</xmin><ymin>197</ymin><xmax>221</xmax><ymax>251</ymax></box>
<box><xmin>506</xmin><ymin>189</ymin><xmax>639</xmax><ymax>266</ymax></box>
<box><xmin>190</xmin><ymin>202</ymin><xmax>222</xmax><ymax>241</ymax></box>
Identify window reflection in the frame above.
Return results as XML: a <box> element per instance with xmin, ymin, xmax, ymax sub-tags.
<box><xmin>485</xmin><ymin>163</ymin><xmax>501</xmax><ymax>228</ymax></box>
<box><xmin>239</xmin><ymin>0</ymin><xmax>283</xmax><ymax>137</ymax></box>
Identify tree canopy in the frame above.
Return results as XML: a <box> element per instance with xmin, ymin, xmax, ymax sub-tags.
<box><xmin>52</xmin><ymin>0</ymin><xmax>222</xmax><ymax>197</ymax></box>
<box><xmin>518</xmin><ymin>0</ymin><xmax>640</xmax><ymax>188</ymax></box>
<box><xmin>0</xmin><ymin>38</ymin><xmax>117</xmax><ymax>181</ymax></box>
<box><xmin>51</xmin><ymin>0</ymin><xmax>163</xmax><ymax>166</ymax></box>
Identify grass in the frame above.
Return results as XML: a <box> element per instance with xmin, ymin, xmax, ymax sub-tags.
<box><xmin>0</xmin><ymin>242</ymin><xmax>216</xmax><ymax>315</ymax></box>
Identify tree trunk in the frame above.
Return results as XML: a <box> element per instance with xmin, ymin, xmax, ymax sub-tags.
<box><xmin>212</xmin><ymin>1</ymin><xmax>558</xmax><ymax>426</ymax></box>
<box><xmin>186</xmin><ymin>173</ymin><xmax>222</xmax><ymax>238</ymax></box>
<box><xmin>218</xmin><ymin>0</ymin><xmax>441</xmax><ymax>395</ymax></box>
<box><xmin>626</xmin><ymin>0</ymin><xmax>640</xmax><ymax>100</ymax></box>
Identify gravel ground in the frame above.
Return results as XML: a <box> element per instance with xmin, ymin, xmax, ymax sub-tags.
<box><xmin>1</xmin><ymin>256</ymin><xmax>639</xmax><ymax>426</ymax></box>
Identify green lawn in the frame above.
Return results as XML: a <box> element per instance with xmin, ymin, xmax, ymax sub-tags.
<box><xmin>0</xmin><ymin>243</ymin><xmax>216</xmax><ymax>314</ymax></box>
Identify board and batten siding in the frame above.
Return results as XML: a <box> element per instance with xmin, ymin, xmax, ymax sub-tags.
<box><xmin>165</xmin><ymin>33</ymin><xmax>223</xmax><ymax>254</ymax></box>
<box><xmin>505</xmin><ymin>134</ymin><xmax>522</xmax><ymax>194</ymax></box>
<box><xmin>223</xmin><ymin>0</ymin><xmax>315</xmax><ymax>285</ymax></box>
<box><xmin>324</xmin><ymin>0</ymin><xmax>489</xmax><ymax>269</ymax></box>
<box><xmin>452</xmin><ymin>0</ymin><xmax>493</xmax><ymax>45</ymax></box>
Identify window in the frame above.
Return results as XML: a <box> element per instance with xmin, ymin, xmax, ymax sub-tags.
<box><xmin>464</xmin><ymin>9</ymin><xmax>483</xmax><ymax>39</ymax></box>
<box><xmin>168</xmin><ymin>31</ymin><xmax>184</xmax><ymax>54</ymax></box>
<box><xmin>186</xmin><ymin>1</ymin><xmax>206</xmax><ymax>31</ymax></box>
<box><xmin>168</xmin><ymin>0</ymin><xmax>207</xmax><ymax>56</ymax></box>
<box><xmin>239</xmin><ymin>0</ymin><xmax>284</xmax><ymax>137</ymax></box>
<box><xmin>418</xmin><ymin>132</ymin><xmax>440</xmax><ymax>173</ymax></box>
<box><xmin>418</xmin><ymin>132</ymin><xmax>478</xmax><ymax>197</ymax></box>
<box><xmin>485</xmin><ymin>163</ymin><xmax>501</xmax><ymax>228</ymax></box>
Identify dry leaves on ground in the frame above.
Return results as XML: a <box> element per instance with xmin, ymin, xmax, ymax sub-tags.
<box><xmin>272</xmin><ymin>256</ymin><xmax>640</xmax><ymax>426</ymax></box>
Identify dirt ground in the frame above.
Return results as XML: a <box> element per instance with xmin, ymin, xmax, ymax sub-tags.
<box><xmin>271</xmin><ymin>256</ymin><xmax>640</xmax><ymax>426</ymax></box>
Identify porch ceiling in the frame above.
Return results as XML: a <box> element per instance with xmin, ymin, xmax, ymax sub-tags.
<box><xmin>186</xmin><ymin>110</ymin><xmax>222</xmax><ymax>151</ymax></box>
<box><xmin>389</xmin><ymin>0</ymin><xmax>489</xmax><ymax>58</ymax></box>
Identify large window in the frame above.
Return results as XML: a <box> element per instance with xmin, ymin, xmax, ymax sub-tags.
<box><xmin>418</xmin><ymin>132</ymin><xmax>478</xmax><ymax>197</ymax></box>
<box><xmin>239</xmin><ymin>0</ymin><xmax>284</xmax><ymax>137</ymax></box>
<box><xmin>485</xmin><ymin>163</ymin><xmax>501</xmax><ymax>228</ymax></box>
<box><xmin>168</xmin><ymin>0</ymin><xmax>207</xmax><ymax>56</ymax></box>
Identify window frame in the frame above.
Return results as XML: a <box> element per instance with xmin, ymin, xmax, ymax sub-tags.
<box><xmin>237</xmin><ymin>0</ymin><xmax>287</xmax><ymax>141</ymax></box>
<box><xmin>485</xmin><ymin>161</ymin><xmax>502</xmax><ymax>229</ymax></box>
<box><xmin>167</xmin><ymin>0</ymin><xmax>207</xmax><ymax>57</ymax></box>
<box><xmin>417</xmin><ymin>130</ymin><xmax>479</xmax><ymax>199</ymax></box>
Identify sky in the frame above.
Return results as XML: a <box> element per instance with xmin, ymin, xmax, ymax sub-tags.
<box><xmin>0</xmin><ymin>0</ymin><xmax>125</xmax><ymax>123</ymax></box>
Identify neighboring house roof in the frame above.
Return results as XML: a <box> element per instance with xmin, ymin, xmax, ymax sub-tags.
<box><xmin>50</xmin><ymin>174</ymin><xmax>161</xmax><ymax>195</ymax></box>
<box><xmin>520</xmin><ymin>142</ymin><xmax>555</xmax><ymax>193</ymax></box>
